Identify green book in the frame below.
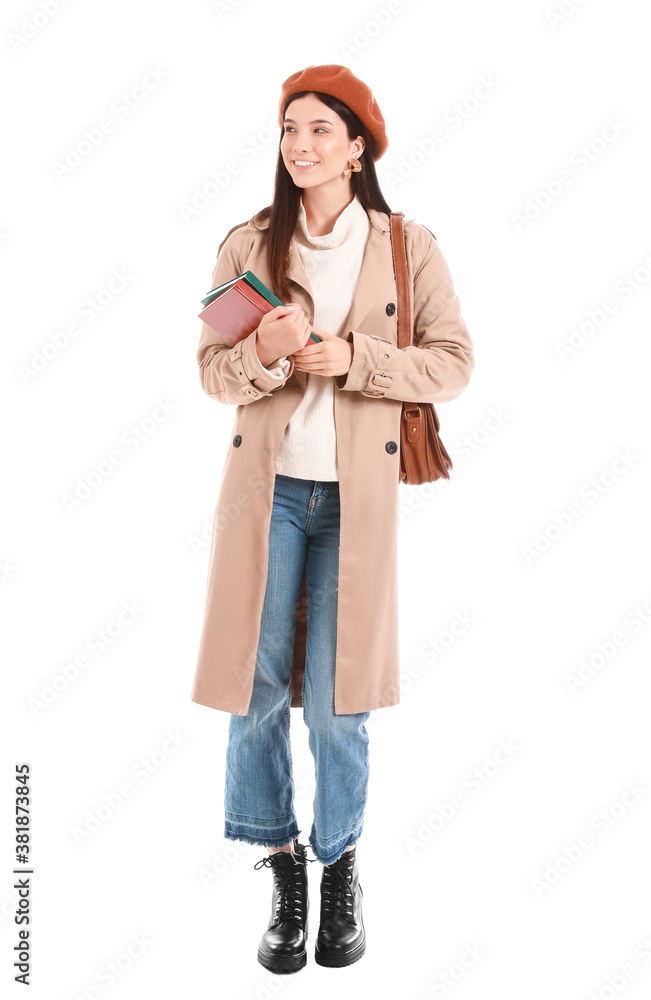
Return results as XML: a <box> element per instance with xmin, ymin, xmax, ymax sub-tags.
<box><xmin>200</xmin><ymin>270</ymin><xmax>283</xmax><ymax>308</ymax></box>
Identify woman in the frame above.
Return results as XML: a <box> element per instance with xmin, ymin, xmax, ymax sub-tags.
<box><xmin>190</xmin><ymin>64</ymin><xmax>475</xmax><ymax>973</ymax></box>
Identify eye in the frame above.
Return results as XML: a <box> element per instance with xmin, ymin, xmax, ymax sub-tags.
<box><xmin>283</xmin><ymin>126</ymin><xmax>327</xmax><ymax>133</ymax></box>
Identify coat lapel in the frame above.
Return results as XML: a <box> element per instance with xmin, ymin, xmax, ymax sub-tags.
<box><xmin>343</xmin><ymin>217</ymin><xmax>397</xmax><ymax>335</ymax></box>
<box><xmin>286</xmin><ymin>238</ymin><xmax>314</xmax><ymax>307</ymax></box>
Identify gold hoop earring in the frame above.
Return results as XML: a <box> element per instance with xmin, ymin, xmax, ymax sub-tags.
<box><xmin>343</xmin><ymin>156</ymin><xmax>362</xmax><ymax>178</ymax></box>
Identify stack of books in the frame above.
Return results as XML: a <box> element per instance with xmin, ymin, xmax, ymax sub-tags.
<box><xmin>199</xmin><ymin>271</ymin><xmax>320</xmax><ymax>345</ymax></box>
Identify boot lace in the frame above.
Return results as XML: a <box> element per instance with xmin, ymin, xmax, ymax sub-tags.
<box><xmin>254</xmin><ymin>846</ymin><xmax>315</xmax><ymax>927</ymax></box>
<box><xmin>320</xmin><ymin>852</ymin><xmax>356</xmax><ymax>924</ymax></box>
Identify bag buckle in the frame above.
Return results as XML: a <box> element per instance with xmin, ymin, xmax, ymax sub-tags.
<box><xmin>403</xmin><ymin>405</ymin><xmax>422</xmax><ymax>443</ymax></box>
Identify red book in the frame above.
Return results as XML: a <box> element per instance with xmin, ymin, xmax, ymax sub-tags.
<box><xmin>198</xmin><ymin>271</ymin><xmax>278</xmax><ymax>347</ymax></box>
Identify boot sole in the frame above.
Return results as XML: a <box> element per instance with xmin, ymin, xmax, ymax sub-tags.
<box><xmin>257</xmin><ymin>946</ymin><xmax>307</xmax><ymax>974</ymax></box>
<box><xmin>314</xmin><ymin>933</ymin><xmax>366</xmax><ymax>968</ymax></box>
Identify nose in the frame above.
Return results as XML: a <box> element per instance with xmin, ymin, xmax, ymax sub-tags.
<box><xmin>289</xmin><ymin>135</ymin><xmax>311</xmax><ymax>153</ymax></box>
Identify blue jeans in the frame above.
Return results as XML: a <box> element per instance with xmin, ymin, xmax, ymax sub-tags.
<box><xmin>223</xmin><ymin>473</ymin><xmax>371</xmax><ymax>865</ymax></box>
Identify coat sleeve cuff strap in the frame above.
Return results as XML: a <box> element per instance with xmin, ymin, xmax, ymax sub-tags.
<box><xmin>335</xmin><ymin>329</ymin><xmax>395</xmax><ymax>397</ymax></box>
<box><xmin>231</xmin><ymin>330</ymin><xmax>295</xmax><ymax>397</ymax></box>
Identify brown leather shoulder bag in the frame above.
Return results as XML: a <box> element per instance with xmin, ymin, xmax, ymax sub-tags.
<box><xmin>389</xmin><ymin>211</ymin><xmax>453</xmax><ymax>485</ymax></box>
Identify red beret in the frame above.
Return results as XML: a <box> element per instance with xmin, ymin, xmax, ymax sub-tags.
<box><xmin>278</xmin><ymin>63</ymin><xmax>388</xmax><ymax>161</ymax></box>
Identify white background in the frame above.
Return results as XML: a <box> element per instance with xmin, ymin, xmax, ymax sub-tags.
<box><xmin>2</xmin><ymin>0</ymin><xmax>651</xmax><ymax>997</ymax></box>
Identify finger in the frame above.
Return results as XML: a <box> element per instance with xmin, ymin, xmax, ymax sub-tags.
<box><xmin>294</xmin><ymin>349</ymin><xmax>320</xmax><ymax>361</ymax></box>
<box><xmin>296</xmin><ymin>361</ymin><xmax>328</xmax><ymax>371</ymax></box>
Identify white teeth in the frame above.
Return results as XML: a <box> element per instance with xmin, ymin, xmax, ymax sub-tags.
<box><xmin>295</xmin><ymin>160</ymin><xmax>317</xmax><ymax>166</ymax></box>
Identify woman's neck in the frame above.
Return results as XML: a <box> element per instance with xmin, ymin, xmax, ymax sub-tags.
<box><xmin>300</xmin><ymin>188</ymin><xmax>356</xmax><ymax>237</ymax></box>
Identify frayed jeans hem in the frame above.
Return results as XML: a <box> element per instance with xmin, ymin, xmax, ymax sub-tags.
<box><xmin>309</xmin><ymin>820</ymin><xmax>364</xmax><ymax>865</ymax></box>
<box><xmin>224</xmin><ymin>825</ymin><xmax>301</xmax><ymax>851</ymax></box>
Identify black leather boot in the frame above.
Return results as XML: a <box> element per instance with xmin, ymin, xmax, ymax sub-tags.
<box><xmin>314</xmin><ymin>844</ymin><xmax>366</xmax><ymax>967</ymax></box>
<box><xmin>254</xmin><ymin>839</ymin><xmax>314</xmax><ymax>973</ymax></box>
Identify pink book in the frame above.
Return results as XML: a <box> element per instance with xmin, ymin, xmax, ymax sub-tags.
<box><xmin>198</xmin><ymin>273</ymin><xmax>277</xmax><ymax>347</ymax></box>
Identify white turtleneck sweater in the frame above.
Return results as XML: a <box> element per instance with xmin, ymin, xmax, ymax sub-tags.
<box><xmin>259</xmin><ymin>193</ymin><xmax>371</xmax><ymax>481</ymax></box>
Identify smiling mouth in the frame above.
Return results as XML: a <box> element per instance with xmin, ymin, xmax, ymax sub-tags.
<box><xmin>292</xmin><ymin>160</ymin><xmax>319</xmax><ymax>167</ymax></box>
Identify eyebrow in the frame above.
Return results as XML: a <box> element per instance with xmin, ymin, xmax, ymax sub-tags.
<box><xmin>283</xmin><ymin>118</ymin><xmax>333</xmax><ymax>125</ymax></box>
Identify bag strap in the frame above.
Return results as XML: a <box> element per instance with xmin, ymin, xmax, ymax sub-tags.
<box><xmin>389</xmin><ymin>212</ymin><xmax>412</xmax><ymax>350</ymax></box>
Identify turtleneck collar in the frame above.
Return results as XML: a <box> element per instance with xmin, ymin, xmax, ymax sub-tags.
<box><xmin>294</xmin><ymin>193</ymin><xmax>369</xmax><ymax>249</ymax></box>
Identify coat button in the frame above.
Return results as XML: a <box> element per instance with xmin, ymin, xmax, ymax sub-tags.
<box><xmin>385</xmin><ymin>440</ymin><xmax>398</xmax><ymax>454</ymax></box>
<box><xmin>233</xmin><ymin>435</ymin><xmax>242</xmax><ymax>447</ymax></box>
<box><xmin>386</xmin><ymin>302</ymin><xmax>396</xmax><ymax>316</ymax></box>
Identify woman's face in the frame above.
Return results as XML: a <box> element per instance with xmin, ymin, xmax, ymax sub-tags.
<box><xmin>281</xmin><ymin>94</ymin><xmax>364</xmax><ymax>191</ymax></box>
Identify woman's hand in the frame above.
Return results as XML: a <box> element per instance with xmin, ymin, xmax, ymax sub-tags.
<box><xmin>293</xmin><ymin>327</ymin><xmax>353</xmax><ymax>377</ymax></box>
<box><xmin>255</xmin><ymin>303</ymin><xmax>312</xmax><ymax>368</ymax></box>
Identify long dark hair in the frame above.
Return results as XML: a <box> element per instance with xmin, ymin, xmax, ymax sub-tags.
<box><xmin>261</xmin><ymin>90</ymin><xmax>393</xmax><ymax>303</ymax></box>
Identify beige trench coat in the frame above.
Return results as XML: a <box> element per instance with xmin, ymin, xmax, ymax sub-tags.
<box><xmin>190</xmin><ymin>204</ymin><xmax>474</xmax><ymax>715</ymax></box>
